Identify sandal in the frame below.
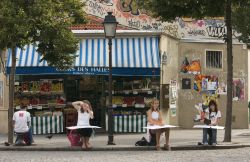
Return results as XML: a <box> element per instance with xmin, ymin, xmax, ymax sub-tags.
<box><xmin>81</xmin><ymin>144</ymin><xmax>87</xmax><ymax>150</ymax></box>
<box><xmin>156</xmin><ymin>145</ymin><xmax>161</xmax><ymax>151</ymax></box>
<box><xmin>163</xmin><ymin>144</ymin><xmax>171</xmax><ymax>151</ymax></box>
<box><xmin>86</xmin><ymin>143</ymin><xmax>92</xmax><ymax>150</ymax></box>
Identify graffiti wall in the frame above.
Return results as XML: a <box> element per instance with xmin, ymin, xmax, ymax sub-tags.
<box><xmin>85</xmin><ymin>0</ymin><xmax>239</xmax><ymax>39</ymax></box>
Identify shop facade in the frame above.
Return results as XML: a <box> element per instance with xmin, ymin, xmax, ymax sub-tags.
<box><xmin>4</xmin><ymin>30</ymin><xmax>162</xmax><ymax>134</ymax></box>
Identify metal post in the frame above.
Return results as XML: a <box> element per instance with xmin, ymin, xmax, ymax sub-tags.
<box><xmin>107</xmin><ymin>38</ymin><xmax>115</xmax><ymax>145</ymax></box>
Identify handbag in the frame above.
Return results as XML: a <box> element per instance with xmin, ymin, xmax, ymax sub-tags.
<box><xmin>67</xmin><ymin>129</ymin><xmax>82</xmax><ymax>146</ymax></box>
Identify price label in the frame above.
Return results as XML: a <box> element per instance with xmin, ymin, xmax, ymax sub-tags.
<box><xmin>37</xmin><ymin>106</ymin><xmax>43</xmax><ymax>110</ymax></box>
<box><xmin>133</xmin><ymin>91</ymin><xmax>138</xmax><ymax>95</ymax></box>
<box><xmin>147</xmin><ymin>91</ymin><xmax>153</xmax><ymax>94</ymax></box>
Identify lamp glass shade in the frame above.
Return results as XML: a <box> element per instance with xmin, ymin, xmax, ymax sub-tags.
<box><xmin>103</xmin><ymin>12</ymin><xmax>118</xmax><ymax>38</ymax></box>
<box><xmin>104</xmin><ymin>23</ymin><xmax>117</xmax><ymax>38</ymax></box>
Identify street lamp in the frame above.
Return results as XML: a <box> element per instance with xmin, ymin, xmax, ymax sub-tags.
<box><xmin>103</xmin><ymin>12</ymin><xmax>118</xmax><ymax>145</ymax></box>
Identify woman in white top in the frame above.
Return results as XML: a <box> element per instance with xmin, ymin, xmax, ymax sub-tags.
<box><xmin>202</xmin><ymin>100</ymin><xmax>221</xmax><ymax>146</ymax></box>
<box><xmin>72</xmin><ymin>100</ymin><xmax>94</xmax><ymax>150</ymax></box>
<box><xmin>147</xmin><ymin>98</ymin><xmax>170</xmax><ymax>151</ymax></box>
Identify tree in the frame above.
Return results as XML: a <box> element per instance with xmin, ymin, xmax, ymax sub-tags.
<box><xmin>232</xmin><ymin>1</ymin><xmax>250</xmax><ymax>46</ymax></box>
<box><xmin>0</xmin><ymin>0</ymin><xmax>87</xmax><ymax>144</ymax></box>
<box><xmin>138</xmin><ymin>0</ymin><xmax>249</xmax><ymax>142</ymax></box>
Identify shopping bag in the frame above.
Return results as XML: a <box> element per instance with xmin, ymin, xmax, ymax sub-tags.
<box><xmin>67</xmin><ymin>129</ymin><xmax>82</xmax><ymax>146</ymax></box>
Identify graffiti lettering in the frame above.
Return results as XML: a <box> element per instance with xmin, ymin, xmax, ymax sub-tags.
<box><xmin>187</xmin><ymin>29</ymin><xmax>206</xmax><ymax>36</ymax></box>
<box><xmin>152</xmin><ymin>23</ymin><xmax>161</xmax><ymax>30</ymax></box>
<box><xmin>128</xmin><ymin>19</ymin><xmax>140</xmax><ymax>29</ymax></box>
<box><xmin>88</xmin><ymin>1</ymin><xmax>106</xmax><ymax>16</ymax></box>
<box><xmin>163</xmin><ymin>25</ymin><xmax>180</xmax><ymax>38</ymax></box>
<box><xmin>141</xmin><ymin>25</ymin><xmax>153</xmax><ymax>30</ymax></box>
<box><xmin>206</xmin><ymin>25</ymin><xmax>227</xmax><ymax>37</ymax></box>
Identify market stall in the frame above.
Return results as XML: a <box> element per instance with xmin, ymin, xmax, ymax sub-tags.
<box><xmin>14</xmin><ymin>79</ymin><xmax>65</xmax><ymax>135</ymax></box>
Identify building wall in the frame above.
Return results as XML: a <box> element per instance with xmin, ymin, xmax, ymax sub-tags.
<box><xmin>160</xmin><ymin>35</ymin><xmax>179</xmax><ymax>126</ymax></box>
<box><xmin>178</xmin><ymin>42</ymin><xmax>248</xmax><ymax>128</ymax></box>
<box><xmin>0</xmin><ymin>50</ymin><xmax>9</xmax><ymax>134</ymax></box>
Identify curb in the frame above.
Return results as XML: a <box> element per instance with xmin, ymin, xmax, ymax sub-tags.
<box><xmin>0</xmin><ymin>144</ymin><xmax>249</xmax><ymax>151</ymax></box>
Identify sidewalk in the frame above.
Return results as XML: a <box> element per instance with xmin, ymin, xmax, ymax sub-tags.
<box><xmin>0</xmin><ymin>129</ymin><xmax>250</xmax><ymax>151</ymax></box>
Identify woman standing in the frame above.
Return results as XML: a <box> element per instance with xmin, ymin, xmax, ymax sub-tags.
<box><xmin>147</xmin><ymin>98</ymin><xmax>170</xmax><ymax>150</ymax></box>
<box><xmin>202</xmin><ymin>100</ymin><xmax>221</xmax><ymax>146</ymax></box>
<box><xmin>72</xmin><ymin>100</ymin><xmax>94</xmax><ymax>150</ymax></box>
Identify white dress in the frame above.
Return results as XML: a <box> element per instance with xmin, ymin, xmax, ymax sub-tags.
<box><xmin>146</xmin><ymin>111</ymin><xmax>160</xmax><ymax>142</ymax></box>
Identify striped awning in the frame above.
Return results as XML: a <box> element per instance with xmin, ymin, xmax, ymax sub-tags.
<box><xmin>7</xmin><ymin>37</ymin><xmax>160</xmax><ymax>68</ymax></box>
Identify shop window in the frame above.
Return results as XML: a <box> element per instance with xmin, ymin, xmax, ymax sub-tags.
<box><xmin>205</xmin><ymin>50</ymin><xmax>222</xmax><ymax>69</ymax></box>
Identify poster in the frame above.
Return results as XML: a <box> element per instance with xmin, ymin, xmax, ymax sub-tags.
<box><xmin>182</xmin><ymin>78</ymin><xmax>191</xmax><ymax>89</ymax></box>
<box><xmin>170</xmin><ymin>109</ymin><xmax>176</xmax><ymax>117</ymax></box>
<box><xmin>233</xmin><ymin>78</ymin><xmax>245</xmax><ymax>101</ymax></box>
<box><xmin>170</xmin><ymin>80</ymin><xmax>177</xmax><ymax>109</ymax></box>
<box><xmin>194</xmin><ymin>75</ymin><xmax>218</xmax><ymax>93</ymax></box>
<box><xmin>217</xmin><ymin>82</ymin><xmax>227</xmax><ymax>95</ymax></box>
<box><xmin>0</xmin><ymin>81</ymin><xmax>3</xmax><ymax>107</ymax></box>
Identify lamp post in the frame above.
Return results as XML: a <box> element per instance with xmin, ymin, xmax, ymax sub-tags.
<box><xmin>103</xmin><ymin>12</ymin><xmax>118</xmax><ymax>145</ymax></box>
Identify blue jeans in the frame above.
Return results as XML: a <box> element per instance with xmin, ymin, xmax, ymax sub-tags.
<box><xmin>203</xmin><ymin>128</ymin><xmax>217</xmax><ymax>144</ymax></box>
<box><xmin>15</xmin><ymin>127</ymin><xmax>33</xmax><ymax>145</ymax></box>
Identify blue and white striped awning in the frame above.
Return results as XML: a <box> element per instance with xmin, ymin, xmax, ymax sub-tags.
<box><xmin>7</xmin><ymin>37</ymin><xmax>160</xmax><ymax>68</ymax></box>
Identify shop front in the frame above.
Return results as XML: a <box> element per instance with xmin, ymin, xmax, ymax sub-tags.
<box><xmin>7</xmin><ymin>31</ymin><xmax>161</xmax><ymax>134</ymax></box>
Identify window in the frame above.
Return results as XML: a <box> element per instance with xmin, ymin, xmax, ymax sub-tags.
<box><xmin>206</xmin><ymin>50</ymin><xmax>222</xmax><ymax>69</ymax></box>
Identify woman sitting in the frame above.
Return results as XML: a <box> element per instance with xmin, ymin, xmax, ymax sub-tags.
<box><xmin>72</xmin><ymin>100</ymin><xmax>94</xmax><ymax>150</ymax></box>
<box><xmin>147</xmin><ymin>98</ymin><xmax>170</xmax><ymax>151</ymax></box>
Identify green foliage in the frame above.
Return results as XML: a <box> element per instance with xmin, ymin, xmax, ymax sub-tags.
<box><xmin>138</xmin><ymin>0</ymin><xmax>226</xmax><ymax>22</ymax></box>
<box><xmin>232</xmin><ymin>0</ymin><xmax>250</xmax><ymax>44</ymax></box>
<box><xmin>0</xmin><ymin>0</ymin><xmax>87</xmax><ymax>70</ymax></box>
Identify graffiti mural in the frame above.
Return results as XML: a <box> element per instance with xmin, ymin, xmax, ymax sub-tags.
<box><xmin>180</xmin><ymin>57</ymin><xmax>201</xmax><ymax>75</ymax></box>
<box><xmin>118</xmin><ymin>0</ymin><xmax>139</xmax><ymax>15</ymax></box>
<box><xmin>85</xmin><ymin>0</ymin><xmax>239</xmax><ymax>39</ymax></box>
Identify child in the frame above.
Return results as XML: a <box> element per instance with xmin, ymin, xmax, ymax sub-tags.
<box><xmin>72</xmin><ymin>100</ymin><xmax>94</xmax><ymax>150</ymax></box>
<box><xmin>202</xmin><ymin>100</ymin><xmax>221</xmax><ymax>146</ymax></box>
<box><xmin>147</xmin><ymin>98</ymin><xmax>170</xmax><ymax>150</ymax></box>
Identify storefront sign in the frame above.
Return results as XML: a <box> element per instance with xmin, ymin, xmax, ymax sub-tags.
<box><xmin>8</xmin><ymin>67</ymin><xmax>160</xmax><ymax>76</ymax></box>
<box><xmin>66</xmin><ymin>67</ymin><xmax>109</xmax><ymax>75</ymax></box>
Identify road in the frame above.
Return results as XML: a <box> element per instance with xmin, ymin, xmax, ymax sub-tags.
<box><xmin>0</xmin><ymin>147</ymin><xmax>250</xmax><ymax>162</ymax></box>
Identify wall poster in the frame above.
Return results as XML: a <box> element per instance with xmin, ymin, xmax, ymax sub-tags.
<box><xmin>233</xmin><ymin>78</ymin><xmax>245</xmax><ymax>101</ymax></box>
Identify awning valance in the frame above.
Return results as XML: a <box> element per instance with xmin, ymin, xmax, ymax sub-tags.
<box><xmin>6</xmin><ymin>37</ymin><xmax>160</xmax><ymax>76</ymax></box>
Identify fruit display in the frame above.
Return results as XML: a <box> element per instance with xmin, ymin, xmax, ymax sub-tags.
<box><xmin>14</xmin><ymin>79</ymin><xmax>65</xmax><ymax>110</ymax></box>
<box><xmin>15</xmin><ymin>80</ymin><xmax>63</xmax><ymax>93</ymax></box>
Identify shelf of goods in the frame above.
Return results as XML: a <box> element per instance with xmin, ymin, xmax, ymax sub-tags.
<box><xmin>107</xmin><ymin>90</ymin><xmax>157</xmax><ymax>133</ymax></box>
<box><xmin>14</xmin><ymin>79</ymin><xmax>65</xmax><ymax>109</ymax></box>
